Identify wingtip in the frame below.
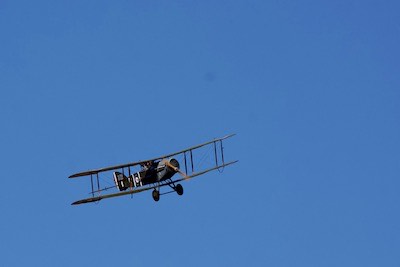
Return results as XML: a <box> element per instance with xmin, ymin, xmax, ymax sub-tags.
<box><xmin>220</xmin><ymin>133</ymin><xmax>236</xmax><ymax>140</ymax></box>
<box><xmin>68</xmin><ymin>173</ymin><xmax>82</xmax><ymax>178</ymax></box>
<box><xmin>71</xmin><ymin>196</ymin><xmax>102</xmax><ymax>205</ymax></box>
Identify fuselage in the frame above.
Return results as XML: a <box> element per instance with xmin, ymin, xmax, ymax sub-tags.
<box><xmin>114</xmin><ymin>158</ymin><xmax>179</xmax><ymax>191</ymax></box>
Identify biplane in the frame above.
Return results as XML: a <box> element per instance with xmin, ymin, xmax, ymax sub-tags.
<box><xmin>69</xmin><ymin>134</ymin><xmax>237</xmax><ymax>205</ymax></box>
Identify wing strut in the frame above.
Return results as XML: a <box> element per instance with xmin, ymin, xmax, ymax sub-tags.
<box><xmin>89</xmin><ymin>173</ymin><xmax>101</xmax><ymax>197</ymax></box>
<box><xmin>184</xmin><ymin>152</ymin><xmax>188</xmax><ymax>174</ymax></box>
<box><xmin>90</xmin><ymin>174</ymin><xmax>94</xmax><ymax>198</ymax></box>
<box><xmin>212</xmin><ymin>139</ymin><xmax>227</xmax><ymax>171</ymax></box>
<box><xmin>190</xmin><ymin>150</ymin><xmax>194</xmax><ymax>172</ymax></box>
<box><xmin>221</xmin><ymin>140</ymin><xmax>225</xmax><ymax>165</ymax></box>
<box><xmin>214</xmin><ymin>141</ymin><xmax>218</xmax><ymax>167</ymax></box>
<box><xmin>96</xmin><ymin>173</ymin><xmax>100</xmax><ymax>194</ymax></box>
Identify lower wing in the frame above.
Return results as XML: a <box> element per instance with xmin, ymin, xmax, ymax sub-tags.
<box><xmin>71</xmin><ymin>160</ymin><xmax>238</xmax><ymax>205</ymax></box>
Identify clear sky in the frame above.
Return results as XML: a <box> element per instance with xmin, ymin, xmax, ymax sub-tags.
<box><xmin>1</xmin><ymin>1</ymin><xmax>399</xmax><ymax>266</ymax></box>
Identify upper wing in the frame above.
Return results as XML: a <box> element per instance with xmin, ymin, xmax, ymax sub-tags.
<box><xmin>71</xmin><ymin>160</ymin><xmax>238</xmax><ymax>205</ymax></box>
<box><xmin>154</xmin><ymin>134</ymin><xmax>236</xmax><ymax>160</ymax></box>
<box><xmin>68</xmin><ymin>134</ymin><xmax>236</xmax><ymax>178</ymax></box>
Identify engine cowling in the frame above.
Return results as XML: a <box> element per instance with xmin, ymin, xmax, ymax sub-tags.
<box><xmin>157</xmin><ymin>158</ymin><xmax>180</xmax><ymax>181</ymax></box>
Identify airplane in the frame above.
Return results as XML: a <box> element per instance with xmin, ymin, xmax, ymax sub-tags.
<box><xmin>69</xmin><ymin>134</ymin><xmax>238</xmax><ymax>205</ymax></box>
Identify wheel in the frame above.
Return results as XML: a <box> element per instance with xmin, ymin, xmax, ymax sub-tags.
<box><xmin>152</xmin><ymin>189</ymin><xmax>160</xmax><ymax>202</ymax></box>
<box><xmin>175</xmin><ymin>184</ymin><xmax>184</xmax><ymax>196</ymax></box>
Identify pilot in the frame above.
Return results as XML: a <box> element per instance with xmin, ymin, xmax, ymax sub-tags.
<box><xmin>142</xmin><ymin>161</ymin><xmax>153</xmax><ymax>171</ymax></box>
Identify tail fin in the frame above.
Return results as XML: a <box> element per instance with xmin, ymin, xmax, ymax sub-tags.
<box><xmin>113</xmin><ymin>172</ymin><xmax>129</xmax><ymax>191</ymax></box>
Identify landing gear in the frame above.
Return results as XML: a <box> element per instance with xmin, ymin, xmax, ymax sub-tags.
<box><xmin>152</xmin><ymin>189</ymin><xmax>160</xmax><ymax>202</ymax></box>
<box><xmin>175</xmin><ymin>184</ymin><xmax>184</xmax><ymax>196</ymax></box>
<box><xmin>152</xmin><ymin>183</ymin><xmax>183</xmax><ymax>201</ymax></box>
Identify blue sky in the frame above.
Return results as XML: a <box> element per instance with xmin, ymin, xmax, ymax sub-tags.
<box><xmin>1</xmin><ymin>1</ymin><xmax>399</xmax><ymax>266</ymax></box>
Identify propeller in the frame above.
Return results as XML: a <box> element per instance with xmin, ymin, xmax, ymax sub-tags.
<box><xmin>163</xmin><ymin>159</ymin><xmax>189</xmax><ymax>180</ymax></box>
